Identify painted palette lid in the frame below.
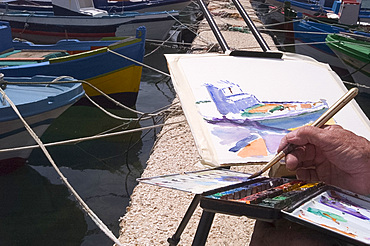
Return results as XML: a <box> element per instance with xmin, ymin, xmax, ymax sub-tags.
<box><xmin>137</xmin><ymin>168</ymin><xmax>253</xmax><ymax>194</ymax></box>
<box><xmin>281</xmin><ymin>187</ymin><xmax>370</xmax><ymax>245</ymax></box>
<box><xmin>165</xmin><ymin>53</ymin><xmax>370</xmax><ymax>167</ymax></box>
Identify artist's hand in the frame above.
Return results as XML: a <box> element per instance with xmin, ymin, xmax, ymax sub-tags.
<box><xmin>278</xmin><ymin>125</ymin><xmax>370</xmax><ymax>195</ymax></box>
<box><xmin>250</xmin><ymin>219</ymin><xmax>345</xmax><ymax>246</ymax></box>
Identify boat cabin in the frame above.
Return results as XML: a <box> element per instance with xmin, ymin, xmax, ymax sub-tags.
<box><xmin>52</xmin><ymin>0</ymin><xmax>108</xmax><ymax>17</ymax></box>
<box><xmin>204</xmin><ymin>80</ymin><xmax>261</xmax><ymax>115</ymax></box>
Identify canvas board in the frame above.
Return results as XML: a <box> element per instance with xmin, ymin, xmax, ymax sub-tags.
<box><xmin>165</xmin><ymin>53</ymin><xmax>370</xmax><ymax>166</ymax></box>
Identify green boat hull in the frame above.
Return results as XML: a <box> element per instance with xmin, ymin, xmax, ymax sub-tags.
<box><xmin>326</xmin><ymin>34</ymin><xmax>370</xmax><ymax>91</ymax></box>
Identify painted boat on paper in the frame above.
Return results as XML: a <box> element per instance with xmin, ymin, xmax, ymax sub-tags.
<box><xmin>0</xmin><ymin>0</ymin><xmax>190</xmax><ymax>14</ymax></box>
<box><xmin>293</xmin><ymin>19</ymin><xmax>370</xmax><ymax>74</ymax></box>
<box><xmin>0</xmin><ymin>21</ymin><xmax>145</xmax><ymax>107</ymax></box>
<box><xmin>0</xmin><ymin>0</ymin><xmax>178</xmax><ymax>43</ymax></box>
<box><xmin>326</xmin><ymin>33</ymin><xmax>370</xmax><ymax>92</ymax></box>
<box><xmin>165</xmin><ymin>53</ymin><xmax>370</xmax><ymax>166</ymax></box>
<box><xmin>0</xmin><ymin>74</ymin><xmax>84</xmax><ymax>174</ymax></box>
<box><xmin>199</xmin><ymin>80</ymin><xmax>329</xmax><ymax>129</ymax></box>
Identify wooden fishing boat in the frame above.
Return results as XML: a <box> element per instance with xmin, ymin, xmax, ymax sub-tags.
<box><xmin>0</xmin><ymin>74</ymin><xmax>84</xmax><ymax>174</ymax></box>
<box><xmin>93</xmin><ymin>0</ymin><xmax>191</xmax><ymax>13</ymax></box>
<box><xmin>326</xmin><ymin>33</ymin><xmax>370</xmax><ymax>92</ymax></box>
<box><xmin>0</xmin><ymin>0</ymin><xmax>190</xmax><ymax>14</ymax></box>
<box><xmin>0</xmin><ymin>0</ymin><xmax>179</xmax><ymax>43</ymax></box>
<box><xmin>293</xmin><ymin>19</ymin><xmax>370</xmax><ymax>76</ymax></box>
<box><xmin>265</xmin><ymin>0</ymin><xmax>369</xmax><ymax>24</ymax></box>
<box><xmin>0</xmin><ymin>20</ymin><xmax>145</xmax><ymax>107</ymax></box>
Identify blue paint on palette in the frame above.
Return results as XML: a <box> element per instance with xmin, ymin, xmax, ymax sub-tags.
<box><xmin>321</xmin><ymin>191</ymin><xmax>370</xmax><ymax>220</ymax></box>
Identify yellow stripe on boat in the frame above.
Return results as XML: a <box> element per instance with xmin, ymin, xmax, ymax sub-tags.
<box><xmin>84</xmin><ymin>65</ymin><xmax>142</xmax><ymax>96</ymax></box>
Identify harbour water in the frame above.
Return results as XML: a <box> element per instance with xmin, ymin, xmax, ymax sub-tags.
<box><xmin>1</xmin><ymin>7</ymin><xmax>370</xmax><ymax>246</ymax></box>
<box><xmin>0</xmin><ymin>46</ymin><xmax>181</xmax><ymax>246</ymax></box>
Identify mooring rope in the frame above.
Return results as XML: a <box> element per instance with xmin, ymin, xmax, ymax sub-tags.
<box><xmin>146</xmin><ymin>38</ymin><xmax>193</xmax><ymax>47</ymax></box>
<box><xmin>84</xmin><ymin>92</ymin><xmax>178</xmax><ymax>121</ymax></box>
<box><xmin>0</xmin><ymin>119</ymin><xmax>186</xmax><ymax>154</ymax></box>
<box><xmin>168</xmin><ymin>10</ymin><xmax>214</xmax><ymax>46</ymax></box>
<box><xmin>260</xmin><ymin>28</ymin><xmax>335</xmax><ymax>35</ymax></box>
<box><xmin>144</xmin><ymin>24</ymin><xmax>183</xmax><ymax>58</ymax></box>
<box><xmin>2</xmin><ymin>78</ymin><xmax>175</xmax><ymax>118</ymax></box>
<box><xmin>52</xmin><ymin>76</ymin><xmax>146</xmax><ymax>114</ymax></box>
<box><xmin>0</xmin><ymin>86</ymin><xmax>125</xmax><ymax>246</ymax></box>
<box><xmin>343</xmin><ymin>80</ymin><xmax>370</xmax><ymax>89</ymax></box>
<box><xmin>167</xmin><ymin>10</ymin><xmax>204</xmax><ymax>42</ymax></box>
<box><xmin>258</xmin><ymin>18</ymin><xmax>302</xmax><ymax>28</ymax></box>
<box><xmin>107</xmin><ymin>48</ymin><xmax>170</xmax><ymax>77</ymax></box>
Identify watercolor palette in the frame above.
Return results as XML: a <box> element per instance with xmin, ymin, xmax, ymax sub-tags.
<box><xmin>139</xmin><ymin>168</ymin><xmax>370</xmax><ymax>245</ymax></box>
<box><xmin>201</xmin><ymin>179</ymin><xmax>370</xmax><ymax>245</ymax></box>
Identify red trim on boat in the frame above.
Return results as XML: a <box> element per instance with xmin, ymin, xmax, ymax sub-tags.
<box><xmin>11</xmin><ymin>28</ymin><xmax>115</xmax><ymax>38</ymax></box>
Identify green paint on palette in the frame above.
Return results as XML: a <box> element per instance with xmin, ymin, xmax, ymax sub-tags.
<box><xmin>272</xmin><ymin>196</ymin><xmax>288</xmax><ymax>201</ymax></box>
<box><xmin>307</xmin><ymin>207</ymin><xmax>347</xmax><ymax>223</ymax></box>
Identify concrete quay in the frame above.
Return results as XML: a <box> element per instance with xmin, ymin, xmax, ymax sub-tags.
<box><xmin>118</xmin><ymin>1</ymin><xmax>277</xmax><ymax>245</ymax></box>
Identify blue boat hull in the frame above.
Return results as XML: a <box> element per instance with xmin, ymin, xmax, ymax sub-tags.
<box><xmin>0</xmin><ymin>21</ymin><xmax>146</xmax><ymax>107</ymax></box>
<box><xmin>0</xmin><ymin>75</ymin><xmax>84</xmax><ymax>173</ymax></box>
<box><xmin>293</xmin><ymin>20</ymin><xmax>370</xmax><ymax>74</ymax></box>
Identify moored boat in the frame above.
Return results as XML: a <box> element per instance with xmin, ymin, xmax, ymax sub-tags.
<box><xmin>293</xmin><ymin>19</ymin><xmax>370</xmax><ymax>76</ymax></box>
<box><xmin>0</xmin><ymin>20</ymin><xmax>146</xmax><ymax>107</ymax></box>
<box><xmin>326</xmin><ymin>33</ymin><xmax>370</xmax><ymax>92</ymax></box>
<box><xmin>265</xmin><ymin>0</ymin><xmax>369</xmax><ymax>24</ymax></box>
<box><xmin>0</xmin><ymin>0</ymin><xmax>179</xmax><ymax>43</ymax></box>
<box><xmin>0</xmin><ymin>74</ymin><xmax>84</xmax><ymax>174</ymax></box>
<box><xmin>0</xmin><ymin>0</ymin><xmax>190</xmax><ymax>14</ymax></box>
<box><xmin>93</xmin><ymin>0</ymin><xmax>190</xmax><ymax>13</ymax></box>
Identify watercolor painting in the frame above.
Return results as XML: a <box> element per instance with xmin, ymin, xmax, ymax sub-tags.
<box><xmin>166</xmin><ymin>54</ymin><xmax>370</xmax><ymax>166</ymax></box>
<box><xmin>289</xmin><ymin>189</ymin><xmax>370</xmax><ymax>244</ymax></box>
<box><xmin>194</xmin><ymin>80</ymin><xmax>329</xmax><ymax>162</ymax></box>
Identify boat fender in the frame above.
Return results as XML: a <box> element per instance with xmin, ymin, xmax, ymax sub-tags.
<box><xmin>0</xmin><ymin>73</ymin><xmax>6</xmax><ymax>90</ymax></box>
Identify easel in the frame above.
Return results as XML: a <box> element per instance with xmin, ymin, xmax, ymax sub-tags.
<box><xmin>167</xmin><ymin>0</ymin><xmax>281</xmax><ymax>244</ymax></box>
<box><xmin>167</xmin><ymin>194</ymin><xmax>201</xmax><ymax>245</ymax></box>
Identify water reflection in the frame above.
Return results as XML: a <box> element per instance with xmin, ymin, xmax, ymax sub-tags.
<box><xmin>24</xmin><ymin>106</ymin><xmax>152</xmax><ymax>245</ymax></box>
<box><xmin>0</xmin><ymin>165</ymin><xmax>87</xmax><ymax>246</ymax></box>
<box><xmin>0</xmin><ymin>45</ymin><xmax>179</xmax><ymax>245</ymax></box>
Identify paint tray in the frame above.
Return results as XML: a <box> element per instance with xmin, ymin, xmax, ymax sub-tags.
<box><xmin>201</xmin><ymin>178</ymin><xmax>370</xmax><ymax>245</ymax></box>
<box><xmin>137</xmin><ymin>168</ymin><xmax>255</xmax><ymax>194</ymax></box>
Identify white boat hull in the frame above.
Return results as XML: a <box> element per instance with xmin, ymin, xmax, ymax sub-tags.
<box><xmin>331</xmin><ymin>49</ymin><xmax>370</xmax><ymax>92</ymax></box>
<box><xmin>0</xmin><ymin>105</ymin><xmax>71</xmax><ymax>164</ymax></box>
<box><xmin>0</xmin><ymin>11</ymin><xmax>178</xmax><ymax>43</ymax></box>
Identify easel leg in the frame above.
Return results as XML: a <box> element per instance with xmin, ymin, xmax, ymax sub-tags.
<box><xmin>168</xmin><ymin>194</ymin><xmax>201</xmax><ymax>246</ymax></box>
<box><xmin>191</xmin><ymin>210</ymin><xmax>215</xmax><ymax>246</ymax></box>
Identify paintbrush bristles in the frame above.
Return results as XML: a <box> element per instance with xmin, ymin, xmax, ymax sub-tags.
<box><xmin>249</xmin><ymin>151</ymin><xmax>285</xmax><ymax>179</ymax></box>
<box><xmin>248</xmin><ymin>87</ymin><xmax>359</xmax><ymax>179</ymax></box>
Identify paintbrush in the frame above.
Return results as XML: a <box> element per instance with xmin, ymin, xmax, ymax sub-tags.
<box><xmin>248</xmin><ymin>87</ymin><xmax>359</xmax><ymax>179</ymax></box>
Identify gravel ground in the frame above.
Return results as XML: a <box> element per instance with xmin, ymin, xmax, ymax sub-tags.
<box><xmin>118</xmin><ymin>1</ymin><xmax>277</xmax><ymax>245</ymax></box>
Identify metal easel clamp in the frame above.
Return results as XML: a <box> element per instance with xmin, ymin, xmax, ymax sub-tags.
<box><xmin>229</xmin><ymin>50</ymin><xmax>283</xmax><ymax>58</ymax></box>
